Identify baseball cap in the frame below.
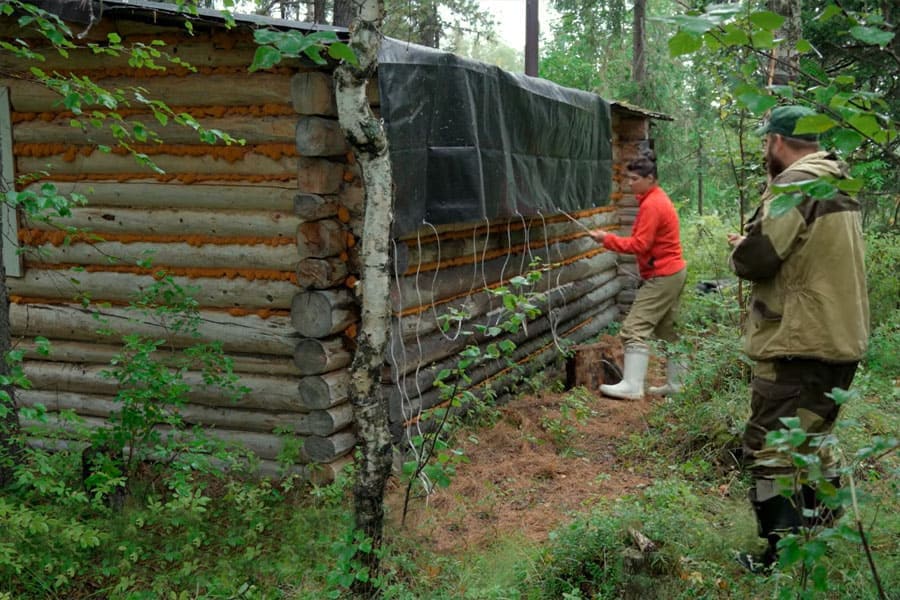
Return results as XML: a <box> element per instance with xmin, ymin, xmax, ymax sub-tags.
<box><xmin>755</xmin><ymin>105</ymin><xmax>820</xmax><ymax>140</ymax></box>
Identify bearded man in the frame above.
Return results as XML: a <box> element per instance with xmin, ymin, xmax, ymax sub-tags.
<box><xmin>727</xmin><ymin>105</ymin><xmax>869</xmax><ymax>572</ymax></box>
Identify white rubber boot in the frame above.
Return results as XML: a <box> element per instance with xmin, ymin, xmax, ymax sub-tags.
<box><xmin>600</xmin><ymin>344</ymin><xmax>649</xmax><ymax>400</ymax></box>
<box><xmin>648</xmin><ymin>360</ymin><xmax>685</xmax><ymax>396</ymax></box>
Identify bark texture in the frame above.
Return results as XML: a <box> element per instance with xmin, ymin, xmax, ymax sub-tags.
<box><xmin>334</xmin><ymin>0</ymin><xmax>394</xmax><ymax>594</ymax></box>
<box><xmin>767</xmin><ymin>0</ymin><xmax>802</xmax><ymax>84</ymax></box>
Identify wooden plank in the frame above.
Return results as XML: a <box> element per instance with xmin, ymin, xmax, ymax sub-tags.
<box><xmin>295</xmin><ymin>116</ymin><xmax>349</xmax><ymax>156</ymax></box>
<box><xmin>303</xmin><ymin>429</ymin><xmax>356</xmax><ymax>463</ymax></box>
<box><xmin>9</xmin><ymin>303</ymin><xmax>299</xmax><ymax>355</ymax></box>
<box><xmin>298</xmin><ymin>370</ymin><xmax>349</xmax><ymax>410</ymax></box>
<box><xmin>1</xmin><ymin>86</ymin><xmax>21</xmax><ymax>277</ymax></box>
<box><xmin>296</xmin><ymin>218</ymin><xmax>348</xmax><ymax>259</ymax></box>
<box><xmin>7</xmin><ymin>268</ymin><xmax>298</xmax><ymax>309</ymax></box>
<box><xmin>295</xmin><ymin>256</ymin><xmax>349</xmax><ymax>289</ymax></box>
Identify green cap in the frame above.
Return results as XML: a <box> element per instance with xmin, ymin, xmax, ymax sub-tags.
<box><xmin>755</xmin><ymin>105</ymin><xmax>819</xmax><ymax>140</ymax></box>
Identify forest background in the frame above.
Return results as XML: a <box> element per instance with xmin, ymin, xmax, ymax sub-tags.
<box><xmin>0</xmin><ymin>0</ymin><xmax>897</xmax><ymax>598</ymax></box>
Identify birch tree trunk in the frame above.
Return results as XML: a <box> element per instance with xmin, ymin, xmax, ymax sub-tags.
<box><xmin>334</xmin><ymin>0</ymin><xmax>395</xmax><ymax>593</ymax></box>
<box><xmin>767</xmin><ymin>0</ymin><xmax>802</xmax><ymax>85</ymax></box>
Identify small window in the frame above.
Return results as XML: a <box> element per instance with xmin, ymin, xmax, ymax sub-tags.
<box><xmin>1</xmin><ymin>86</ymin><xmax>22</xmax><ymax>277</ymax></box>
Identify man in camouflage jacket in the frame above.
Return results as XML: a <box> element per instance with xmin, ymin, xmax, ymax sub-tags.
<box><xmin>727</xmin><ymin>105</ymin><xmax>869</xmax><ymax>572</ymax></box>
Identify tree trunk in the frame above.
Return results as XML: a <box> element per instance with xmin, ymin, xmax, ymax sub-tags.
<box><xmin>632</xmin><ymin>0</ymin><xmax>647</xmax><ymax>91</ymax></box>
<box><xmin>767</xmin><ymin>0</ymin><xmax>802</xmax><ymax>84</ymax></box>
<box><xmin>332</xmin><ymin>0</ymin><xmax>355</xmax><ymax>27</ymax></box>
<box><xmin>334</xmin><ymin>0</ymin><xmax>395</xmax><ymax>594</ymax></box>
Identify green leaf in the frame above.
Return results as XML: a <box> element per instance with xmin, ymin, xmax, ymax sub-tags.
<box><xmin>847</xmin><ymin>114</ymin><xmax>883</xmax><ymax>140</ymax></box>
<box><xmin>720</xmin><ymin>25</ymin><xmax>750</xmax><ymax>47</ymax></box>
<box><xmin>328</xmin><ymin>42</ymin><xmax>358</xmax><ymax>66</ymax></box>
<box><xmin>849</xmin><ymin>26</ymin><xmax>894</xmax><ymax>47</ymax></box>
<box><xmin>736</xmin><ymin>90</ymin><xmax>777</xmax><ymax>115</ymax></box>
<box><xmin>815</xmin><ymin>4</ymin><xmax>841</xmax><ymax>22</ymax></box>
<box><xmin>749</xmin><ymin>11</ymin><xmax>785</xmax><ymax>31</ymax></box>
<box><xmin>668</xmin><ymin>31</ymin><xmax>703</xmax><ymax>57</ymax></box>
<box><xmin>834</xmin><ymin>177</ymin><xmax>863</xmax><ymax>194</ymax></box>
<box><xmin>768</xmin><ymin>192</ymin><xmax>803</xmax><ymax>218</ymax></box>
<box><xmin>107</xmin><ymin>32</ymin><xmax>122</xmax><ymax>44</ymax></box>
<box><xmin>674</xmin><ymin>15</ymin><xmax>716</xmax><ymax>35</ymax></box>
<box><xmin>831</xmin><ymin>128</ymin><xmax>863</xmax><ymax>155</ymax></box>
<box><xmin>794</xmin><ymin>39</ymin><xmax>813</xmax><ymax>53</ymax></box>
<box><xmin>768</xmin><ymin>85</ymin><xmax>794</xmax><ymax>99</ymax></box>
<box><xmin>794</xmin><ymin>114</ymin><xmax>837</xmax><ymax>135</ymax></box>
<box><xmin>249</xmin><ymin>46</ymin><xmax>282</xmax><ymax>72</ymax></box>
<box><xmin>750</xmin><ymin>30</ymin><xmax>775</xmax><ymax>49</ymax></box>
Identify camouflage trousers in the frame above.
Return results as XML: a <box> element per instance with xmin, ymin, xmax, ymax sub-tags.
<box><xmin>743</xmin><ymin>357</ymin><xmax>858</xmax><ymax>499</ymax></box>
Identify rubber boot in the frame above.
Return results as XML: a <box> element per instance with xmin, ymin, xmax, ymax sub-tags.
<box><xmin>801</xmin><ymin>477</ymin><xmax>844</xmax><ymax>529</ymax></box>
<box><xmin>648</xmin><ymin>359</ymin><xmax>685</xmax><ymax>396</ymax></box>
<box><xmin>599</xmin><ymin>344</ymin><xmax>649</xmax><ymax>400</ymax></box>
<box><xmin>736</xmin><ymin>488</ymin><xmax>802</xmax><ymax>574</ymax></box>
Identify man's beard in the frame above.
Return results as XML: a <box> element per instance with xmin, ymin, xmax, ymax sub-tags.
<box><xmin>766</xmin><ymin>147</ymin><xmax>787</xmax><ymax>178</ymax></box>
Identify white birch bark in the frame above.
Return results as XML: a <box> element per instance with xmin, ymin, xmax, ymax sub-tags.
<box><xmin>333</xmin><ymin>0</ymin><xmax>394</xmax><ymax>589</ymax></box>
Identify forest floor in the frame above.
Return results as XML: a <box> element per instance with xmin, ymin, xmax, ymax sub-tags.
<box><xmin>386</xmin><ymin>335</ymin><xmax>670</xmax><ymax>555</ymax></box>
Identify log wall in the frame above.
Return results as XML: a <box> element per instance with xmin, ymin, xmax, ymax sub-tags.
<box><xmin>2</xmin><ymin>15</ymin><xmax>366</xmax><ymax>481</ymax></box>
<box><xmin>4</xmin><ymin>7</ymin><xmax>655</xmax><ymax>477</ymax></box>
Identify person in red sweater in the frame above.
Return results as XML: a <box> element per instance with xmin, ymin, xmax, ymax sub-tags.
<box><xmin>589</xmin><ymin>151</ymin><xmax>687</xmax><ymax>400</ymax></box>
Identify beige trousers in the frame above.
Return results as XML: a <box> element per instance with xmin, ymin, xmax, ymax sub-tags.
<box><xmin>620</xmin><ymin>267</ymin><xmax>687</xmax><ymax>346</ymax></box>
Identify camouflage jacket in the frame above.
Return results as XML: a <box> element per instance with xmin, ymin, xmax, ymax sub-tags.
<box><xmin>730</xmin><ymin>151</ymin><xmax>869</xmax><ymax>362</ymax></box>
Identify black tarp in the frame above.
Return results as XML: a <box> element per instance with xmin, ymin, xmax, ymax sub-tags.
<box><xmin>378</xmin><ymin>40</ymin><xmax>612</xmax><ymax>236</ymax></box>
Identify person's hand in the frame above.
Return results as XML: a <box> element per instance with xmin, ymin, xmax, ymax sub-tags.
<box><xmin>589</xmin><ymin>229</ymin><xmax>607</xmax><ymax>243</ymax></box>
<box><xmin>727</xmin><ymin>233</ymin><xmax>745</xmax><ymax>247</ymax></box>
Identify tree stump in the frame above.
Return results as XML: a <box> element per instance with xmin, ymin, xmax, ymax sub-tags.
<box><xmin>565</xmin><ymin>342</ymin><xmax>622</xmax><ymax>391</ymax></box>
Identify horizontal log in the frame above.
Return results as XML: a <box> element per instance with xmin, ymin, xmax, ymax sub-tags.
<box><xmin>23</xmin><ymin>180</ymin><xmax>298</xmax><ymax>210</ymax></box>
<box><xmin>297</xmin><ymin>157</ymin><xmax>345</xmax><ymax>195</ymax></box>
<box><xmin>392</xmin><ymin>262</ymin><xmax>618</xmax><ymax>345</ymax></box>
<box><xmin>295</xmin><ymin>116</ymin><xmax>349</xmax><ymax>156</ymax></box>
<box><xmin>25</xmin><ymin>240</ymin><xmax>300</xmax><ymax>272</ymax></box>
<box><xmin>296</xmin><ymin>219</ymin><xmax>347</xmax><ymax>259</ymax></box>
<box><xmin>16</xmin><ymin>338</ymin><xmax>303</xmax><ymax>376</ymax></box>
<box><xmin>21</xmin><ymin>361</ymin><xmax>306</xmax><ymax>411</ymax></box>
<box><xmin>290</xmin><ymin>71</ymin><xmax>378</xmax><ymax>116</ymax></box>
<box><xmin>8</xmin><ymin>268</ymin><xmax>298</xmax><ymax>309</ymax></box>
<box><xmin>10</xmin><ymin>303</ymin><xmax>299</xmax><ymax>355</ymax></box>
<box><xmin>303</xmin><ymin>429</ymin><xmax>356</xmax><ymax>463</ymax></box>
<box><xmin>390</xmin><ymin>236</ymin><xmax>601</xmax><ymax>312</ymax></box>
<box><xmin>389</xmin><ymin>274</ymin><xmax>622</xmax><ymax>399</ymax></box>
<box><xmin>296</xmin><ymin>257</ymin><xmax>349</xmax><ymax>289</ymax></box>
<box><xmin>17</xmin><ymin>149</ymin><xmax>297</xmax><ymax>178</ymax></box>
<box><xmin>394</xmin><ymin>211</ymin><xmax>617</xmax><ymax>273</ymax></box>
<box><xmin>20</xmin><ymin>412</ymin><xmax>298</xmax><ymax>462</ymax></box>
<box><xmin>13</xmin><ymin>114</ymin><xmax>297</xmax><ymax>145</ymax></box>
<box><xmin>26</xmin><ymin>207</ymin><xmax>301</xmax><ymax>238</ymax></box>
<box><xmin>293</xmin><ymin>336</ymin><xmax>351</xmax><ymax>375</ymax></box>
<box><xmin>0</xmin><ymin>30</ymin><xmax>264</xmax><ymax>72</ymax></box>
<box><xmin>291</xmin><ymin>289</ymin><xmax>357</xmax><ymax>338</ymax></box>
<box><xmin>297</xmin><ymin>370</ymin><xmax>349</xmax><ymax>410</ymax></box>
<box><xmin>293</xmin><ymin>193</ymin><xmax>340</xmax><ymax>220</ymax></box>
<box><xmin>391</xmin><ymin>302</ymin><xmax>619</xmax><ymax>429</ymax></box>
<box><xmin>17</xmin><ymin>388</ymin><xmax>353</xmax><ymax>437</ymax></box>
<box><xmin>3</xmin><ymin>73</ymin><xmax>294</xmax><ymax>112</ymax></box>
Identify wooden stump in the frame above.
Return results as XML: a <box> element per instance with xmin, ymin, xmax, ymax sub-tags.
<box><xmin>565</xmin><ymin>342</ymin><xmax>622</xmax><ymax>391</ymax></box>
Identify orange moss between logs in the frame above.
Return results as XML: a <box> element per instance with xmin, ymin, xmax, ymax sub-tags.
<box><xmin>25</xmin><ymin>262</ymin><xmax>298</xmax><ymax>283</ymax></box>
<box><xmin>336</xmin><ymin>206</ymin><xmax>351</xmax><ymax>223</ymax></box>
<box><xmin>402</xmin><ymin>227</ymin><xmax>617</xmax><ymax>276</ymax></box>
<box><xmin>17</xmin><ymin>65</ymin><xmax>295</xmax><ymax>81</ymax></box>
<box><xmin>19</xmin><ymin>229</ymin><xmax>295</xmax><ymax>248</ymax></box>
<box><xmin>344</xmin><ymin>323</ymin><xmax>358</xmax><ymax>339</ymax></box>
<box><xmin>11</xmin><ymin>104</ymin><xmax>297</xmax><ymax>124</ymax></box>
<box><xmin>397</xmin><ymin>246</ymin><xmax>609</xmax><ymax>318</ymax></box>
<box><xmin>402</xmin><ymin>313</ymin><xmax>596</xmax><ymax>428</ymax></box>
<box><xmin>8</xmin><ymin>296</ymin><xmax>290</xmax><ymax>319</ymax></box>
<box><xmin>402</xmin><ymin>205</ymin><xmax>617</xmax><ymax>245</ymax></box>
<box><xmin>25</xmin><ymin>173</ymin><xmax>297</xmax><ymax>185</ymax></box>
<box><xmin>14</xmin><ymin>142</ymin><xmax>298</xmax><ymax>163</ymax></box>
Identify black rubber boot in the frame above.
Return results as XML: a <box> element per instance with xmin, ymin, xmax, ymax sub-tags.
<box><xmin>801</xmin><ymin>477</ymin><xmax>844</xmax><ymax>529</ymax></box>
<box><xmin>736</xmin><ymin>489</ymin><xmax>802</xmax><ymax>574</ymax></box>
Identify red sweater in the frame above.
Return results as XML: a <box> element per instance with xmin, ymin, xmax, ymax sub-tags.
<box><xmin>603</xmin><ymin>185</ymin><xmax>686</xmax><ymax>279</ymax></box>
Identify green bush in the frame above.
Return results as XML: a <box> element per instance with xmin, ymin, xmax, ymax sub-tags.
<box><xmin>865</xmin><ymin>230</ymin><xmax>899</xmax><ymax>330</ymax></box>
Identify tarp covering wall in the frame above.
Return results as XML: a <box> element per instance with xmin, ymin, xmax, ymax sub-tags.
<box><xmin>378</xmin><ymin>40</ymin><xmax>613</xmax><ymax>236</ymax></box>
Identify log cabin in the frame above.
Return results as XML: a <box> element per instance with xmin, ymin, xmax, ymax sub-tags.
<box><xmin>1</xmin><ymin>0</ymin><xmax>671</xmax><ymax>482</ymax></box>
